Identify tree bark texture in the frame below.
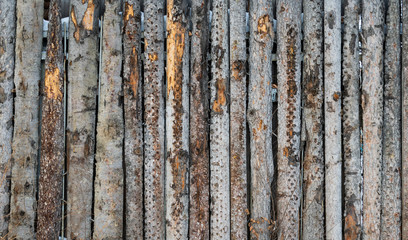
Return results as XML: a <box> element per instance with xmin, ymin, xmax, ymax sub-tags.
<box><xmin>302</xmin><ymin>0</ymin><xmax>324</xmax><ymax>239</ymax></box>
<box><xmin>0</xmin><ymin>0</ymin><xmax>15</xmax><ymax>237</ymax></box>
<box><xmin>210</xmin><ymin>0</ymin><xmax>230</xmax><ymax>238</ymax></box>
<box><xmin>189</xmin><ymin>0</ymin><xmax>210</xmax><ymax>239</ymax></box>
<box><xmin>276</xmin><ymin>1</ymin><xmax>302</xmax><ymax>239</ymax></box>
<box><xmin>8</xmin><ymin>0</ymin><xmax>43</xmax><ymax>239</ymax></box>
<box><xmin>324</xmin><ymin>0</ymin><xmax>343</xmax><ymax>239</ymax></box>
<box><xmin>93</xmin><ymin>0</ymin><xmax>124</xmax><ymax>238</ymax></box>
<box><xmin>342</xmin><ymin>0</ymin><xmax>362</xmax><ymax>239</ymax></box>
<box><xmin>381</xmin><ymin>0</ymin><xmax>401</xmax><ymax>238</ymax></box>
<box><xmin>123</xmin><ymin>0</ymin><xmax>143</xmax><ymax>239</ymax></box>
<box><xmin>401</xmin><ymin>0</ymin><xmax>408</xmax><ymax>237</ymax></box>
<box><xmin>37</xmin><ymin>0</ymin><xmax>64</xmax><ymax>239</ymax></box>
<box><xmin>143</xmin><ymin>0</ymin><xmax>165</xmax><ymax>239</ymax></box>
<box><xmin>248</xmin><ymin>0</ymin><xmax>273</xmax><ymax>239</ymax></box>
<box><xmin>230</xmin><ymin>0</ymin><xmax>248</xmax><ymax>239</ymax></box>
<box><xmin>66</xmin><ymin>0</ymin><xmax>99</xmax><ymax>239</ymax></box>
<box><xmin>166</xmin><ymin>0</ymin><xmax>190</xmax><ymax>239</ymax></box>
<box><xmin>361</xmin><ymin>1</ymin><xmax>384</xmax><ymax>239</ymax></box>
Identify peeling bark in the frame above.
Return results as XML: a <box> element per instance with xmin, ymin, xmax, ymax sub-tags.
<box><xmin>381</xmin><ymin>0</ymin><xmax>401</xmax><ymax>238</ymax></box>
<box><xmin>248</xmin><ymin>0</ymin><xmax>273</xmax><ymax>239</ymax></box>
<box><xmin>165</xmin><ymin>0</ymin><xmax>190</xmax><ymax>239</ymax></box>
<box><xmin>37</xmin><ymin>0</ymin><xmax>65</xmax><ymax>238</ymax></box>
<box><xmin>361</xmin><ymin>1</ymin><xmax>384</xmax><ymax>239</ymax></box>
<box><xmin>210</xmin><ymin>0</ymin><xmax>230</xmax><ymax>238</ymax></box>
<box><xmin>66</xmin><ymin>0</ymin><xmax>99</xmax><ymax>239</ymax></box>
<box><xmin>402</xmin><ymin>0</ymin><xmax>408</xmax><ymax>237</ymax></box>
<box><xmin>0</xmin><ymin>0</ymin><xmax>15</xmax><ymax>237</ymax></box>
<box><xmin>8</xmin><ymin>0</ymin><xmax>43</xmax><ymax>239</ymax></box>
<box><xmin>93</xmin><ymin>0</ymin><xmax>124</xmax><ymax>238</ymax></box>
<box><xmin>342</xmin><ymin>0</ymin><xmax>362</xmax><ymax>239</ymax></box>
<box><xmin>230</xmin><ymin>0</ymin><xmax>247</xmax><ymax>239</ymax></box>
<box><xmin>123</xmin><ymin>1</ymin><xmax>143</xmax><ymax>239</ymax></box>
<box><xmin>302</xmin><ymin>0</ymin><xmax>324</xmax><ymax>239</ymax></box>
<box><xmin>189</xmin><ymin>0</ymin><xmax>210</xmax><ymax>239</ymax></box>
<box><xmin>276</xmin><ymin>1</ymin><xmax>302</xmax><ymax>239</ymax></box>
<box><xmin>324</xmin><ymin>0</ymin><xmax>343</xmax><ymax>239</ymax></box>
<box><xmin>143</xmin><ymin>0</ymin><xmax>165</xmax><ymax>239</ymax></box>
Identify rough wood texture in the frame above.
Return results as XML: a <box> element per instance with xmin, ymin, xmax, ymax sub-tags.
<box><xmin>342</xmin><ymin>0</ymin><xmax>362</xmax><ymax>239</ymax></box>
<box><xmin>276</xmin><ymin>0</ymin><xmax>302</xmax><ymax>239</ymax></box>
<box><xmin>37</xmin><ymin>0</ymin><xmax>64</xmax><ymax>238</ymax></box>
<box><xmin>165</xmin><ymin>0</ymin><xmax>190</xmax><ymax>238</ymax></box>
<box><xmin>210</xmin><ymin>0</ymin><xmax>230</xmax><ymax>238</ymax></box>
<box><xmin>230</xmin><ymin>0</ymin><xmax>247</xmax><ymax>239</ymax></box>
<box><xmin>248</xmin><ymin>0</ymin><xmax>273</xmax><ymax>239</ymax></box>
<box><xmin>66</xmin><ymin>0</ymin><xmax>99</xmax><ymax>238</ymax></box>
<box><xmin>361</xmin><ymin>1</ymin><xmax>384</xmax><ymax>239</ymax></box>
<box><xmin>382</xmin><ymin>0</ymin><xmax>401</xmax><ymax>238</ymax></box>
<box><xmin>123</xmin><ymin>0</ymin><xmax>143</xmax><ymax>239</ymax></box>
<box><xmin>402</xmin><ymin>0</ymin><xmax>408</xmax><ymax>237</ymax></box>
<box><xmin>143</xmin><ymin>0</ymin><xmax>165</xmax><ymax>239</ymax></box>
<box><xmin>0</xmin><ymin>0</ymin><xmax>15</xmax><ymax>236</ymax></box>
<box><xmin>93</xmin><ymin>0</ymin><xmax>124</xmax><ymax>238</ymax></box>
<box><xmin>302</xmin><ymin>0</ymin><xmax>324</xmax><ymax>239</ymax></box>
<box><xmin>8</xmin><ymin>0</ymin><xmax>43</xmax><ymax>239</ymax></box>
<box><xmin>324</xmin><ymin>0</ymin><xmax>342</xmax><ymax>239</ymax></box>
<box><xmin>189</xmin><ymin>0</ymin><xmax>210</xmax><ymax>239</ymax></box>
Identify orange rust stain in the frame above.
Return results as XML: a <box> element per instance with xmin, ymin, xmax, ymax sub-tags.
<box><xmin>70</xmin><ymin>7</ymin><xmax>80</xmax><ymax>42</ymax></box>
<box><xmin>129</xmin><ymin>46</ymin><xmax>139</xmax><ymax>98</ymax></box>
<box><xmin>44</xmin><ymin>67</ymin><xmax>62</xmax><ymax>100</ymax></box>
<box><xmin>345</xmin><ymin>213</ymin><xmax>359</xmax><ymax>240</ymax></box>
<box><xmin>333</xmin><ymin>92</ymin><xmax>340</xmax><ymax>101</ymax></box>
<box><xmin>148</xmin><ymin>52</ymin><xmax>158</xmax><ymax>61</ymax></box>
<box><xmin>82</xmin><ymin>0</ymin><xmax>95</xmax><ymax>31</ymax></box>
<box><xmin>257</xmin><ymin>120</ymin><xmax>263</xmax><ymax>131</ymax></box>
<box><xmin>212</xmin><ymin>79</ymin><xmax>226</xmax><ymax>113</ymax></box>
<box><xmin>257</xmin><ymin>15</ymin><xmax>272</xmax><ymax>37</ymax></box>
<box><xmin>82</xmin><ymin>0</ymin><xmax>87</xmax><ymax>4</ymax></box>
<box><xmin>283</xmin><ymin>147</ymin><xmax>289</xmax><ymax>157</ymax></box>
<box><xmin>124</xmin><ymin>2</ymin><xmax>134</xmax><ymax>26</ymax></box>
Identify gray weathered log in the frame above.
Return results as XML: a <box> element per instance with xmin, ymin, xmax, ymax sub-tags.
<box><xmin>342</xmin><ymin>0</ymin><xmax>362</xmax><ymax>239</ymax></box>
<box><xmin>93</xmin><ymin>0</ymin><xmax>124</xmax><ymax>238</ymax></box>
<box><xmin>0</xmin><ymin>0</ymin><xmax>15</xmax><ymax>237</ymax></box>
<box><xmin>189</xmin><ymin>0</ymin><xmax>210</xmax><ymax>239</ymax></box>
<box><xmin>402</xmin><ymin>0</ymin><xmax>408</xmax><ymax>237</ymax></box>
<box><xmin>66</xmin><ymin>0</ymin><xmax>99</xmax><ymax>238</ymax></box>
<box><xmin>248</xmin><ymin>0</ymin><xmax>273</xmax><ymax>239</ymax></box>
<box><xmin>123</xmin><ymin>0</ymin><xmax>143</xmax><ymax>239</ymax></box>
<box><xmin>37</xmin><ymin>0</ymin><xmax>65</xmax><ymax>238</ymax></box>
<box><xmin>324</xmin><ymin>0</ymin><xmax>343</xmax><ymax>239</ymax></box>
<box><xmin>8</xmin><ymin>0</ymin><xmax>43</xmax><ymax>239</ymax></box>
<box><xmin>210</xmin><ymin>0</ymin><xmax>230</xmax><ymax>238</ymax></box>
<box><xmin>165</xmin><ymin>0</ymin><xmax>190</xmax><ymax>238</ymax></box>
<box><xmin>276</xmin><ymin>0</ymin><xmax>302</xmax><ymax>239</ymax></box>
<box><xmin>143</xmin><ymin>0</ymin><xmax>165</xmax><ymax>239</ymax></box>
<box><xmin>381</xmin><ymin>0</ymin><xmax>401</xmax><ymax>238</ymax></box>
<box><xmin>230</xmin><ymin>0</ymin><xmax>248</xmax><ymax>239</ymax></box>
<box><xmin>361</xmin><ymin>1</ymin><xmax>384</xmax><ymax>239</ymax></box>
<box><xmin>301</xmin><ymin>0</ymin><xmax>324</xmax><ymax>239</ymax></box>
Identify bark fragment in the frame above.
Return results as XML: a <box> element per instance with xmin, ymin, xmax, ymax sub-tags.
<box><xmin>8</xmin><ymin>0</ymin><xmax>43</xmax><ymax>239</ymax></box>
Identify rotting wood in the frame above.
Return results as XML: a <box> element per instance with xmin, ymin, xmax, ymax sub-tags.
<box><xmin>93</xmin><ymin>0</ymin><xmax>124</xmax><ymax>238</ymax></box>
<box><xmin>361</xmin><ymin>0</ymin><xmax>385</xmax><ymax>239</ymax></box>
<box><xmin>276</xmin><ymin>0</ymin><xmax>302</xmax><ymax>239</ymax></box>
<box><xmin>301</xmin><ymin>0</ymin><xmax>324</xmax><ymax>239</ymax></box>
<box><xmin>37</xmin><ymin>0</ymin><xmax>65</xmax><ymax>239</ymax></box>
<box><xmin>123</xmin><ymin>0</ymin><xmax>143</xmax><ymax>239</ymax></box>
<box><xmin>230</xmin><ymin>0</ymin><xmax>248</xmax><ymax>239</ymax></box>
<box><xmin>66</xmin><ymin>0</ymin><xmax>99</xmax><ymax>239</ymax></box>
<box><xmin>8</xmin><ymin>0</ymin><xmax>44</xmax><ymax>239</ymax></box>
<box><xmin>143</xmin><ymin>0</ymin><xmax>165</xmax><ymax>239</ymax></box>
<box><xmin>210</xmin><ymin>0</ymin><xmax>230</xmax><ymax>238</ymax></box>
<box><xmin>342</xmin><ymin>0</ymin><xmax>362</xmax><ymax>239</ymax></box>
<box><xmin>189</xmin><ymin>0</ymin><xmax>210</xmax><ymax>239</ymax></box>
<box><xmin>248</xmin><ymin>0</ymin><xmax>273</xmax><ymax>239</ymax></box>
<box><xmin>0</xmin><ymin>0</ymin><xmax>16</xmax><ymax>236</ymax></box>
<box><xmin>165</xmin><ymin>0</ymin><xmax>190</xmax><ymax>239</ymax></box>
